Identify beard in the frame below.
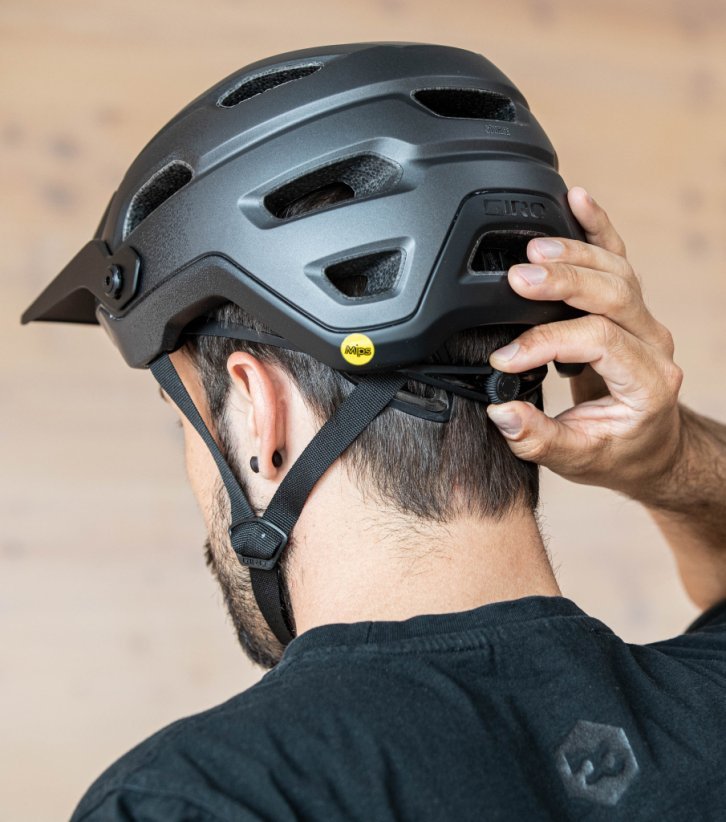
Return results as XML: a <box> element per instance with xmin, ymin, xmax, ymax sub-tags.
<box><xmin>202</xmin><ymin>424</ymin><xmax>295</xmax><ymax>670</ymax></box>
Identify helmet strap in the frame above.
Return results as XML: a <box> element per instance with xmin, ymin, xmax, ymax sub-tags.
<box><xmin>150</xmin><ymin>353</ymin><xmax>405</xmax><ymax>647</ymax></box>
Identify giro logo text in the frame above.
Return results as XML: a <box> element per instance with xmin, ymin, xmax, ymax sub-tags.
<box><xmin>484</xmin><ymin>199</ymin><xmax>546</xmax><ymax>218</ymax></box>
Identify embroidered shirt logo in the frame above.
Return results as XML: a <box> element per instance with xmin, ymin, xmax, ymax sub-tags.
<box><xmin>556</xmin><ymin>720</ymin><xmax>639</xmax><ymax>807</ymax></box>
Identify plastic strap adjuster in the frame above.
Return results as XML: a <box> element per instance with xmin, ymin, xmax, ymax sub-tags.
<box><xmin>229</xmin><ymin>517</ymin><xmax>288</xmax><ymax>571</ymax></box>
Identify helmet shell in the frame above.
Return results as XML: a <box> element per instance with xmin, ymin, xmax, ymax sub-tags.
<box><xmin>22</xmin><ymin>42</ymin><xmax>584</xmax><ymax>371</ymax></box>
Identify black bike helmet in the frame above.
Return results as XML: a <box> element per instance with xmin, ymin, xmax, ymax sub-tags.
<box><xmin>22</xmin><ymin>42</ymin><xmax>585</xmax><ymax>646</ymax></box>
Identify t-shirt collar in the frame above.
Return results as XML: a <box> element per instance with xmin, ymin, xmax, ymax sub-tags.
<box><xmin>281</xmin><ymin>594</ymin><xmax>602</xmax><ymax>662</ymax></box>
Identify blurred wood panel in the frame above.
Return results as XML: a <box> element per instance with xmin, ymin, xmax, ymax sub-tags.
<box><xmin>2</xmin><ymin>1</ymin><xmax>725</xmax><ymax>818</ymax></box>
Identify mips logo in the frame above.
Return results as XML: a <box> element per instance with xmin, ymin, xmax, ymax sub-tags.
<box><xmin>340</xmin><ymin>333</ymin><xmax>375</xmax><ymax>366</ymax></box>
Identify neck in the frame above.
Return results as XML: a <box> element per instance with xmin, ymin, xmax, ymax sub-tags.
<box><xmin>287</xmin><ymin>471</ymin><xmax>560</xmax><ymax>635</ymax></box>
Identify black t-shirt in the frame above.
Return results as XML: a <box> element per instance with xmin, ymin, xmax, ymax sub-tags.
<box><xmin>71</xmin><ymin>595</ymin><xmax>726</xmax><ymax>821</ymax></box>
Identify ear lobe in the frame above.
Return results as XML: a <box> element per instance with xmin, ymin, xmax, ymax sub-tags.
<box><xmin>227</xmin><ymin>351</ymin><xmax>287</xmax><ymax>480</ymax></box>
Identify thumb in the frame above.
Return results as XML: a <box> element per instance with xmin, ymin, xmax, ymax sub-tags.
<box><xmin>567</xmin><ymin>186</ymin><xmax>627</xmax><ymax>258</ymax></box>
<box><xmin>486</xmin><ymin>400</ymin><xmax>584</xmax><ymax>472</ymax></box>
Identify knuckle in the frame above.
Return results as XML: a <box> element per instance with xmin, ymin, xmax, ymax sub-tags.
<box><xmin>627</xmin><ymin>267</ymin><xmax>644</xmax><ymax>293</ymax></box>
<box><xmin>578</xmin><ymin>239</ymin><xmax>611</xmax><ymax>273</ymax></box>
<box><xmin>622</xmin><ymin>265</ymin><xmax>639</xmax><ymax>291</ymax></box>
<box><xmin>603</xmin><ymin>274</ymin><xmax>633</xmax><ymax>313</ymax></box>
<box><xmin>548</xmin><ymin>262</ymin><xmax>582</xmax><ymax>300</ymax></box>
<box><xmin>516</xmin><ymin>323</ymin><xmax>549</xmax><ymax>351</ymax></box>
<box><xmin>656</xmin><ymin>323</ymin><xmax>676</xmax><ymax>356</ymax></box>
<box><xmin>562</xmin><ymin>238</ymin><xmax>586</xmax><ymax>261</ymax></box>
<box><xmin>589</xmin><ymin>313</ymin><xmax>617</xmax><ymax>346</ymax></box>
<box><xmin>667</xmin><ymin>362</ymin><xmax>684</xmax><ymax>394</ymax></box>
<box><xmin>517</xmin><ymin>435</ymin><xmax>551</xmax><ymax>462</ymax></box>
<box><xmin>560</xmin><ymin>261</ymin><xmax>580</xmax><ymax>286</ymax></box>
<box><xmin>620</xmin><ymin>260</ymin><xmax>640</xmax><ymax>286</ymax></box>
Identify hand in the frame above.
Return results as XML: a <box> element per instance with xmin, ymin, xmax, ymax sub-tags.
<box><xmin>486</xmin><ymin>187</ymin><xmax>684</xmax><ymax>501</ymax></box>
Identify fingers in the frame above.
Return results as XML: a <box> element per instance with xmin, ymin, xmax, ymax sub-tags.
<box><xmin>489</xmin><ymin>315</ymin><xmax>673</xmax><ymax>406</ymax></box>
<box><xmin>503</xmin><ymin>215</ymin><xmax>669</xmax><ymax>349</ymax></box>
<box><xmin>508</xmin><ymin>258</ymin><xmax>664</xmax><ymax>347</ymax></box>
<box><xmin>486</xmin><ymin>400</ymin><xmax>591</xmax><ymax>472</ymax></box>
<box><xmin>486</xmin><ymin>187</ymin><xmax>685</xmax><ymax>487</ymax></box>
<box><xmin>567</xmin><ymin>186</ymin><xmax>627</xmax><ymax>258</ymax></box>
<box><xmin>525</xmin><ymin>232</ymin><xmax>631</xmax><ymax>282</ymax></box>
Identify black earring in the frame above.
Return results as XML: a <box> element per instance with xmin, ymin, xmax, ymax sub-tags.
<box><xmin>250</xmin><ymin>453</ymin><xmax>282</xmax><ymax>472</ymax></box>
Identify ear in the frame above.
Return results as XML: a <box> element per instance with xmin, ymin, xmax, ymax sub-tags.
<box><xmin>226</xmin><ymin>352</ymin><xmax>287</xmax><ymax>481</ymax></box>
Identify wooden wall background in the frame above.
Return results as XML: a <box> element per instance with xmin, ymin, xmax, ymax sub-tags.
<box><xmin>2</xmin><ymin>1</ymin><xmax>725</xmax><ymax>818</ymax></box>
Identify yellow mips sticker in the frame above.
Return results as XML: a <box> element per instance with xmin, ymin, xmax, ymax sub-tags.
<box><xmin>340</xmin><ymin>333</ymin><xmax>375</xmax><ymax>366</ymax></box>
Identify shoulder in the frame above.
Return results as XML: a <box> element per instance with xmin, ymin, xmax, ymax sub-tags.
<box><xmin>644</xmin><ymin>596</ymin><xmax>726</xmax><ymax>658</ymax></box>
<box><xmin>70</xmin><ymin>669</ymin><xmax>299</xmax><ymax>822</ymax></box>
<box><xmin>71</xmin><ymin>788</ymin><xmax>225</xmax><ymax>821</ymax></box>
<box><xmin>70</xmin><ymin>646</ymin><xmax>395</xmax><ymax>821</ymax></box>
<box><xmin>683</xmin><ymin>597</ymin><xmax>726</xmax><ymax>634</ymax></box>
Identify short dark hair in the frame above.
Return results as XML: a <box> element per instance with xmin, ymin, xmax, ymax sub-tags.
<box><xmin>184</xmin><ymin>185</ymin><xmax>539</xmax><ymax>523</ymax></box>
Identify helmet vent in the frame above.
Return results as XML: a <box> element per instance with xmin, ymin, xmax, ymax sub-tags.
<box><xmin>325</xmin><ymin>250</ymin><xmax>403</xmax><ymax>299</ymax></box>
<box><xmin>219</xmin><ymin>64</ymin><xmax>322</xmax><ymax>108</ymax></box>
<box><xmin>469</xmin><ymin>230</ymin><xmax>546</xmax><ymax>272</ymax></box>
<box><xmin>265</xmin><ymin>155</ymin><xmax>401</xmax><ymax>220</ymax></box>
<box><xmin>123</xmin><ymin>161</ymin><xmax>193</xmax><ymax>240</ymax></box>
<box><xmin>413</xmin><ymin>88</ymin><xmax>516</xmax><ymax>122</ymax></box>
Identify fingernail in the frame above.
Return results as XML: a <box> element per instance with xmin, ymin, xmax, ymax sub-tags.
<box><xmin>513</xmin><ymin>264</ymin><xmax>547</xmax><ymax>285</ymax></box>
<box><xmin>532</xmin><ymin>238</ymin><xmax>564</xmax><ymax>259</ymax></box>
<box><xmin>490</xmin><ymin>341</ymin><xmax>520</xmax><ymax>362</ymax></box>
<box><xmin>487</xmin><ymin>407</ymin><xmax>522</xmax><ymax>435</ymax></box>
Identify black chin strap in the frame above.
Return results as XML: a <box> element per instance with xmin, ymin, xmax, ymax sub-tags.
<box><xmin>150</xmin><ymin>354</ymin><xmax>406</xmax><ymax>646</ymax></box>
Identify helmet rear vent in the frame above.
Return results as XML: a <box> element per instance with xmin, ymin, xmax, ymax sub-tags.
<box><xmin>325</xmin><ymin>250</ymin><xmax>403</xmax><ymax>299</ymax></box>
<box><xmin>123</xmin><ymin>161</ymin><xmax>193</xmax><ymax>240</ymax></box>
<box><xmin>265</xmin><ymin>155</ymin><xmax>401</xmax><ymax>220</ymax></box>
<box><xmin>219</xmin><ymin>64</ymin><xmax>322</xmax><ymax>107</ymax></box>
<box><xmin>469</xmin><ymin>230</ymin><xmax>545</xmax><ymax>272</ymax></box>
<box><xmin>413</xmin><ymin>88</ymin><xmax>516</xmax><ymax>122</ymax></box>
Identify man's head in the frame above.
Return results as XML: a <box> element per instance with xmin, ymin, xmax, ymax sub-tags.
<box><xmin>165</xmin><ymin>179</ymin><xmax>541</xmax><ymax>669</ymax></box>
<box><xmin>158</xmin><ymin>182</ymin><xmax>538</xmax><ymax>667</ymax></box>
<box><xmin>23</xmin><ymin>43</ymin><xmax>579</xmax><ymax>666</ymax></box>
<box><xmin>172</xmin><ymin>315</ymin><xmax>539</xmax><ymax>668</ymax></box>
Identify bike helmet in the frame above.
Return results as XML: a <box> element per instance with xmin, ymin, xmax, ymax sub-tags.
<box><xmin>22</xmin><ymin>41</ymin><xmax>585</xmax><ymax>646</ymax></box>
